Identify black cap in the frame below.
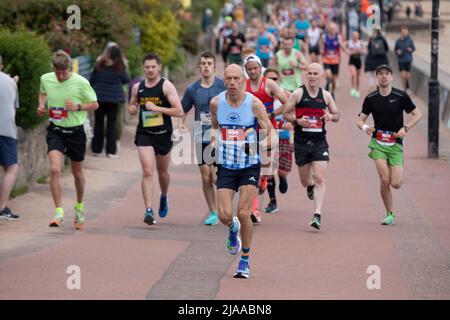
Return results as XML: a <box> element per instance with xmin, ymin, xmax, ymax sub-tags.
<box><xmin>376</xmin><ymin>64</ymin><xmax>393</xmax><ymax>75</ymax></box>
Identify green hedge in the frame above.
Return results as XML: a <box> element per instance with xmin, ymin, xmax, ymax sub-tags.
<box><xmin>0</xmin><ymin>30</ymin><xmax>52</xmax><ymax>130</ymax></box>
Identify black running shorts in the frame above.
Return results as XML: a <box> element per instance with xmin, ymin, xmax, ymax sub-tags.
<box><xmin>294</xmin><ymin>138</ymin><xmax>329</xmax><ymax>166</ymax></box>
<box><xmin>46</xmin><ymin>124</ymin><xmax>86</xmax><ymax>162</ymax></box>
<box><xmin>216</xmin><ymin>164</ymin><xmax>261</xmax><ymax>191</ymax></box>
<box><xmin>135</xmin><ymin>129</ymin><xmax>173</xmax><ymax>156</ymax></box>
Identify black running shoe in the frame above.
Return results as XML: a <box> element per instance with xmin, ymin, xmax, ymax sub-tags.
<box><xmin>144</xmin><ymin>208</ymin><xmax>156</xmax><ymax>225</ymax></box>
<box><xmin>309</xmin><ymin>213</ymin><xmax>321</xmax><ymax>230</ymax></box>
<box><xmin>0</xmin><ymin>207</ymin><xmax>20</xmax><ymax>220</ymax></box>
<box><xmin>264</xmin><ymin>201</ymin><xmax>278</xmax><ymax>214</ymax></box>
<box><xmin>279</xmin><ymin>176</ymin><xmax>288</xmax><ymax>194</ymax></box>
<box><xmin>307</xmin><ymin>184</ymin><xmax>315</xmax><ymax>200</ymax></box>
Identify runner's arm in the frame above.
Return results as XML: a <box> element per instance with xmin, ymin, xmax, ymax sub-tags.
<box><xmin>295</xmin><ymin>51</ymin><xmax>308</xmax><ymax>71</ymax></box>
<box><xmin>268</xmin><ymin>79</ymin><xmax>288</xmax><ymax>115</ymax></box>
<box><xmin>357</xmin><ymin>112</ymin><xmax>375</xmax><ymax>135</ymax></box>
<box><xmin>283</xmin><ymin>88</ymin><xmax>302</xmax><ymax>124</ymax></box>
<box><xmin>323</xmin><ymin>91</ymin><xmax>340</xmax><ymax>122</ymax></box>
<box><xmin>146</xmin><ymin>81</ymin><xmax>183</xmax><ymax>117</ymax></box>
<box><xmin>396</xmin><ymin>107</ymin><xmax>422</xmax><ymax>138</ymax></box>
<box><xmin>128</xmin><ymin>82</ymin><xmax>140</xmax><ymax>115</ymax></box>
<box><xmin>209</xmin><ymin>96</ymin><xmax>219</xmax><ymax>146</ymax></box>
<box><xmin>37</xmin><ymin>92</ymin><xmax>47</xmax><ymax>116</ymax></box>
<box><xmin>253</xmin><ymin>97</ymin><xmax>277</xmax><ymax>150</ymax></box>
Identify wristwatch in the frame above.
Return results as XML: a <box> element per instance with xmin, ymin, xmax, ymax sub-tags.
<box><xmin>404</xmin><ymin>126</ymin><xmax>409</xmax><ymax>132</ymax></box>
<box><xmin>77</xmin><ymin>104</ymin><xmax>82</xmax><ymax>111</ymax></box>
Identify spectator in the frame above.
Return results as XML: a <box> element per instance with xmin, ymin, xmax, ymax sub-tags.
<box><xmin>395</xmin><ymin>25</ymin><xmax>415</xmax><ymax>91</ymax></box>
<box><xmin>0</xmin><ymin>54</ymin><xmax>20</xmax><ymax>221</ymax></box>
<box><xmin>201</xmin><ymin>8</ymin><xmax>213</xmax><ymax>33</ymax></box>
<box><xmin>90</xmin><ymin>43</ymin><xmax>129</xmax><ymax>158</ymax></box>
<box><xmin>406</xmin><ymin>5</ymin><xmax>412</xmax><ymax>19</ymax></box>
<box><xmin>415</xmin><ymin>1</ymin><xmax>423</xmax><ymax>18</ymax></box>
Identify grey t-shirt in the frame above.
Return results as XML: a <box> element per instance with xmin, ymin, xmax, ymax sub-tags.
<box><xmin>0</xmin><ymin>71</ymin><xmax>19</xmax><ymax>139</ymax></box>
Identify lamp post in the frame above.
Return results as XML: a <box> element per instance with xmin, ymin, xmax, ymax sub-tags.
<box><xmin>428</xmin><ymin>0</ymin><xmax>440</xmax><ymax>158</ymax></box>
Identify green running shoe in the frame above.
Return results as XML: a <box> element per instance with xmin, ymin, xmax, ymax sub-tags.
<box><xmin>381</xmin><ymin>213</ymin><xmax>395</xmax><ymax>226</ymax></box>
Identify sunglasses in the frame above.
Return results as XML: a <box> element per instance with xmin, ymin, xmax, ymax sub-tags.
<box><xmin>267</xmin><ymin>77</ymin><xmax>279</xmax><ymax>81</ymax></box>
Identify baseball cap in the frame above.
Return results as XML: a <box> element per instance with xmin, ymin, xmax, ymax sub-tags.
<box><xmin>224</xmin><ymin>16</ymin><xmax>233</xmax><ymax>22</ymax></box>
<box><xmin>243</xmin><ymin>55</ymin><xmax>262</xmax><ymax>68</ymax></box>
<box><xmin>376</xmin><ymin>64</ymin><xmax>393</xmax><ymax>75</ymax></box>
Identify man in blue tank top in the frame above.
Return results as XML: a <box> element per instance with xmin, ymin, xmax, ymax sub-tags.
<box><xmin>210</xmin><ymin>64</ymin><xmax>276</xmax><ymax>279</ymax></box>
<box><xmin>181</xmin><ymin>51</ymin><xmax>226</xmax><ymax>226</ymax></box>
<box><xmin>128</xmin><ymin>53</ymin><xmax>183</xmax><ymax>225</ymax></box>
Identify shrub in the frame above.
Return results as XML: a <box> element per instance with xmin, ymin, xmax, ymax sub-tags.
<box><xmin>0</xmin><ymin>29</ymin><xmax>52</xmax><ymax>130</ymax></box>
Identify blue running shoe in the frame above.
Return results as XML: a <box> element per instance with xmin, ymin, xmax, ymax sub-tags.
<box><xmin>227</xmin><ymin>217</ymin><xmax>241</xmax><ymax>255</ymax></box>
<box><xmin>204</xmin><ymin>212</ymin><xmax>219</xmax><ymax>225</ymax></box>
<box><xmin>144</xmin><ymin>208</ymin><xmax>156</xmax><ymax>225</ymax></box>
<box><xmin>158</xmin><ymin>194</ymin><xmax>168</xmax><ymax>218</ymax></box>
<box><xmin>233</xmin><ymin>259</ymin><xmax>250</xmax><ymax>279</ymax></box>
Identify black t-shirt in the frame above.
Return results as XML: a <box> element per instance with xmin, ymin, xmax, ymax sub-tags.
<box><xmin>360</xmin><ymin>87</ymin><xmax>416</xmax><ymax>144</ymax></box>
<box><xmin>226</xmin><ymin>32</ymin><xmax>246</xmax><ymax>55</ymax></box>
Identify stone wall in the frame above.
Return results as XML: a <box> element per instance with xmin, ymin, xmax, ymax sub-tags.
<box><xmin>0</xmin><ymin>124</ymin><xmax>49</xmax><ymax>191</ymax></box>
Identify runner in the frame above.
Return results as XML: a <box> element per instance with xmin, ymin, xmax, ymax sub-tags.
<box><xmin>263</xmin><ymin>68</ymin><xmax>294</xmax><ymax>214</ymax></box>
<box><xmin>37</xmin><ymin>50</ymin><xmax>99</xmax><ymax>229</ymax></box>
<box><xmin>321</xmin><ymin>22</ymin><xmax>342</xmax><ymax>99</ymax></box>
<box><xmin>344</xmin><ymin>31</ymin><xmax>365</xmax><ymax>98</ymax></box>
<box><xmin>243</xmin><ymin>55</ymin><xmax>288</xmax><ymax>223</ymax></box>
<box><xmin>357</xmin><ymin>64</ymin><xmax>422</xmax><ymax>225</ymax></box>
<box><xmin>224</xmin><ymin>22</ymin><xmax>246</xmax><ymax>66</ymax></box>
<box><xmin>272</xmin><ymin>35</ymin><xmax>308</xmax><ymax>96</ymax></box>
<box><xmin>128</xmin><ymin>53</ymin><xmax>183</xmax><ymax>225</ymax></box>
<box><xmin>255</xmin><ymin>21</ymin><xmax>278</xmax><ymax>68</ymax></box>
<box><xmin>394</xmin><ymin>26</ymin><xmax>416</xmax><ymax>92</ymax></box>
<box><xmin>283</xmin><ymin>63</ymin><xmax>340</xmax><ymax>230</ymax></box>
<box><xmin>307</xmin><ymin>19</ymin><xmax>322</xmax><ymax>63</ymax></box>
<box><xmin>180</xmin><ymin>51</ymin><xmax>226</xmax><ymax>226</ymax></box>
<box><xmin>210</xmin><ymin>64</ymin><xmax>276</xmax><ymax>278</ymax></box>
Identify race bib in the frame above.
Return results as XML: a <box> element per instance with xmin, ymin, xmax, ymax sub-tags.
<box><xmin>142</xmin><ymin>110</ymin><xmax>164</xmax><ymax>128</ymax></box>
<box><xmin>259</xmin><ymin>45</ymin><xmax>269</xmax><ymax>53</ymax></box>
<box><xmin>221</xmin><ymin>128</ymin><xmax>246</xmax><ymax>142</ymax></box>
<box><xmin>302</xmin><ymin>116</ymin><xmax>323</xmax><ymax>132</ymax></box>
<box><xmin>376</xmin><ymin>130</ymin><xmax>396</xmax><ymax>146</ymax></box>
<box><xmin>230</xmin><ymin>46</ymin><xmax>241</xmax><ymax>54</ymax></box>
<box><xmin>282</xmin><ymin>68</ymin><xmax>295</xmax><ymax>76</ymax></box>
<box><xmin>49</xmin><ymin>107</ymin><xmax>68</xmax><ymax>122</ymax></box>
<box><xmin>200</xmin><ymin>112</ymin><xmax>212</xmax><ymax>126</ymax></box>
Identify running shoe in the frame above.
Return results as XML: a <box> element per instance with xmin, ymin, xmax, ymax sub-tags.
<box><xmin>381</xmin><ymin>212</ymin><xmax>395</xmax><ymax>226</ymax></box>
<box><xmin>227</xmin><ymin>217</ymin><xmax>241</xmax><ymax>255</ymax></box>
<box><xmin>158</xmin><ymin>194</ymin><xmax>168</xmax><ymax>218</ymax></box>
<box><xmin>144</xmin><ymin>208</ymin><xmax>156</xmax><ymax>225</ymax></box>
<box><xmin>309</xmin><ymin>214</ymin><xmax>321</xmax><ymax>230</ymax></box>
<box><xmin>204</xmin><ymin>212</ymin><xmax>219</xmax><ymax>225</ymax></box>
<box><xmin>0</xmin><ymin>207</ymin><xmax>20</xmax><ymax>220</ymax></box>
<box><xmin>307</xmin><ymin>184</ymin><xmax>315</xmax><ymax>200</ymax></box>
<box><xmin>73</xmin><ymin>204</ymin><xmax>85</xmax><ymax>230</ymax></box>
<box><xmin>250</xmin><ymin>208</ymin><xmax>262</xmax><ymax>223</ymax></box>
<box><xmin>233</xmin><ymin>259</ymin><xmax>250</xmax><ymax>279</ymax></box>
<box><xmin>264</xmin><ymin>200</ymin><xmax>278</xmax><ymax>214</ymax></box>
<box><xmin>258</xmin><ymin>176</ymin><xmax>268</xmax><ymax>195</ymax></box>
<box><xmin>279</xmin><ymin>175</ymin><xmax>288</xmax><ymax>194</ymax></box>
<box><xmin>355</xmin><ymin>90</ymin><xmax>360</xmax><ymax>98</ymax></box>
<box><xmin>49</xmin><ymin>211</ymin><xmax>64</xmax><ymax>227</ymax></box>
<box><xmin>350</xmin><ymin>88</ymin><xmax>356</xmax><ymax>97</ymax></box>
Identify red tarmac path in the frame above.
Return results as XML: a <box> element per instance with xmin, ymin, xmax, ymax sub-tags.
<box><xmin>1</xmin><ymin>56</ymin><xmax>449</xmax><ymax>300</ymax></box>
